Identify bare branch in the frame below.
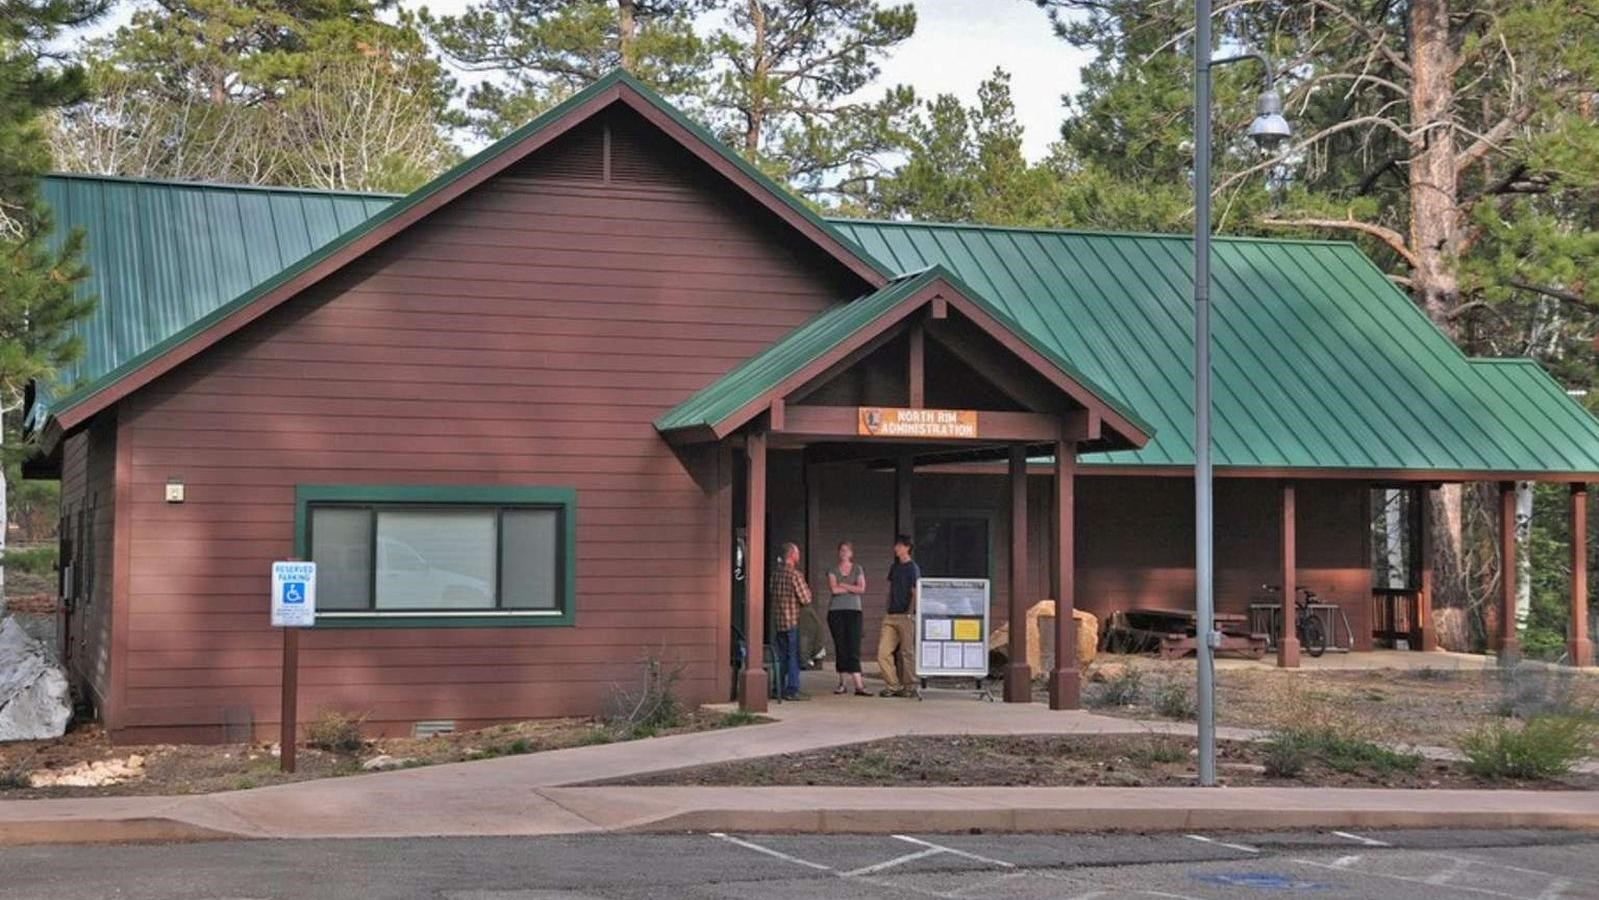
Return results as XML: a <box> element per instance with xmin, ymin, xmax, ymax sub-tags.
<box><xmin>1259</xmin><ymin>215</ymin><xmax>1419</xmax><ymax>269</ymax></box>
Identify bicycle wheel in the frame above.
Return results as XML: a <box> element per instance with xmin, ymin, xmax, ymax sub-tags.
<box><xmin>1301</xmin><ymin>614</ymin><xmax>1328</xmax><ymax>657</ymax></box>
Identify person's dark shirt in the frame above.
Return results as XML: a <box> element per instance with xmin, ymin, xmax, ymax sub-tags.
<box><xmin>886</xmin><ymin>558</ymin><xmax>921</xmax><ymax>614</ymax></box>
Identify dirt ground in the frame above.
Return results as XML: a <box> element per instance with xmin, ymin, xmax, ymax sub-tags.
<box><xmin>1075</xmin><ymin>656</ymin><xmax>1599</xmax><ymax>748</ymax></box>
<box><xmin>0</xmin><ymin>709</ymin><xmax>759</xmax><ymax>800</ymax></box>
<box><xmin>603</xmin><ymin>732</ymin><xmax>1599</xmax><ymax>791</ymax></box>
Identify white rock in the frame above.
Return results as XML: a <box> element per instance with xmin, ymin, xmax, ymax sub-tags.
<box><xmin>28</xmin><ymin>755</ymin><xmax>145</xmax><ymax>788</ymax></box>
<box><xmin>360</xmin><ymin>754</ymin><xmax>413</xmax><ymax>771</ymax></box>
<box><xmin>0</xmin><ymin>617</ymin><xmax>71</xmax><ymax>741</ymax></box>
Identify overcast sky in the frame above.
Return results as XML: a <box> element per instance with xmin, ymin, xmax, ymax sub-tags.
<box><xmin>87</xmin><ymin>0</ymin><xmax>1089</xmax><ymax>161</ymax></box>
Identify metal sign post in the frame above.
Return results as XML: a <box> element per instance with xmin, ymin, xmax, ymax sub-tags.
<box><xmin>271</xmin><ymin>561</ymin><xmax>316</xmax><ymax>773</ymax></box>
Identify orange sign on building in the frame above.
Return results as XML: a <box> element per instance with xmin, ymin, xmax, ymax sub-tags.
<box><xmin>857</xmin><ymin>407</ymin><xmax>979</xmax><ymax>439</ymax></box>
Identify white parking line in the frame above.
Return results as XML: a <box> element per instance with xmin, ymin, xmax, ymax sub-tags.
<box><xmin>707</xmin><ymin>832</ymin><xmax>834</xmax><ymax>871</ymax></box>
<box><xmin>843</xmin><ymin>846</ymin><xmax>945</xmax><ymax>876</ymax></box>
<box><xmin>891</xmin><ymin>834</ymin><xmax>1018</xmax><ymax>868</ymax></box>
<box><xmin>1329</xmin><ymin>854</ymin><xmax>1363</xmax><ymax>868</ymax></box>
<box><xmin>1331</xmin><ymin>830</ymin><xmax>1391</xmax><ymax>847</ymax></box>
<box><xmin>1293</xmin><ymin>857</ymin><xmax>1528</xmax><ymax>899</ymax></box>
<box><xmin>1184</xmin><ymin>834</ymin><xmax>1260</xmax><ymax>853</ymax></box>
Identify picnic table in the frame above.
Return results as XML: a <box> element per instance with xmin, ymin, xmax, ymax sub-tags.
<box><xmin>1104</xmin><ymin>606</ymin><xmax>1268</xmax><ymax>660</ymax></box>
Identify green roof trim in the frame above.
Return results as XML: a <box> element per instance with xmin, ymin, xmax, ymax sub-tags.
<box><xmin>827</xmin><ymin>218</ymin><xmax>1599</xmax><ymax>475</ymax></box>
<box><xmin>654</xmin><ymin>264</ymin><xmax>1153</xmax><ymax>441</ymax></box>
<box><xmin>36</xmin><ymin>69</ymin><xmax>891</xmax><ymax>431</ymax></box>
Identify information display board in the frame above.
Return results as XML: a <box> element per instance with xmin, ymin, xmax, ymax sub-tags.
<box><xmin>914</xmin><ymin>577</ymin><xmax>991</xmax><ymax>678</ymax></box>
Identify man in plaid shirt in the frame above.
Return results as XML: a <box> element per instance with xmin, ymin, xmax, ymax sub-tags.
<box><xmin>769</xmin><ymin>541</ymin><xmax>812</xmax><ymax>700</ymax></box>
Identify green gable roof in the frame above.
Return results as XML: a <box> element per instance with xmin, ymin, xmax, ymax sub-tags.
<box><xmin>654</xmin><ymin>264</ymin><xmax>1153</xmax><ymax>442</ymax></box>
<box><xmin>827</xmin><ymin>219</ymin><xmax>1599</xmax><ymax>475</ymax></box>
<box><xmin>34</xmin><ymin>70</ymin><xmax>889</xmax><ymax>433</ymax></box>
<box><xmin>39</xmin><ymin>173</ymin><xmax>396</xmax><ymax>400</ymax></box>
<box><xmin>26</xmin><ymin>76</ymin><xmax>1599</xmax><ymax>476</ymax></box>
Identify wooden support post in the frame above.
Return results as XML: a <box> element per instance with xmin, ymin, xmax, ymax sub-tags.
<box><xmin>894</xmin><ymin>457</ymin><xmax>913</xmax><ymax>540</ymax></box>
<box><xmin>1005</xmin><ymin>445</ymin><xmax>1032</xmax><ymax>702</ymax></box>
<box><xmin>907</xmin><ymin>322</ymin><xmax>925</xmax><ymax>409</ymax></box>
<box><xmin>805</xmin><ymin>463</ymin><xmax>822</xmax><ymax>603</ymax></box>
<box><xmin>1571</xmin><ymin>484</ymin><xmax>1591</xmax><ymax>668</ymax></box>
<box><xmin>1499</xmin><ymin>481</ymin><xmax>1521</xmax><ymax>662</ymax></box>
<box><xmin>280</xmin><ymin>627</ymin><xmax>298</xmax><ymax>772</ymax></box>
<box><xmin>1049</xmin><ymin>441</ymin><xmax>1079</xmax><ymax>710</ymax></box>
<box><xmin>1278</xmin><ymin>482</ymin><xmax>1300</xmax><ymax>668</ymax></box>
<box><xmin>739</xmin><ymin>431</ymin><xmax>769</xmax><ymax>712</ymax></box>
<box><xmin>1415</xmin><ymin>485</ymin><xmax>1438</xmax><ymax>652</ymax></box>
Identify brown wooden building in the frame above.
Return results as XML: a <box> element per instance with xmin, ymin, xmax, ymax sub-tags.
<box><xmin>27</xmin><ymin>72</ymin><xmax>1599</xmax><ymax>743</ymax></box>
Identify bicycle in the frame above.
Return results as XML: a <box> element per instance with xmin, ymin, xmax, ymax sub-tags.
<box><xmin>1259</xmin><ymin>584</ymin><xmax>1328</xmax><ymax>658</ymax></box>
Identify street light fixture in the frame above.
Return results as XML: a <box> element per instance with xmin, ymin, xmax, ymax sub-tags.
<box><xmin>1193</xmin><ymin>6</ymin><xmax>1289</xmax><ymax>788</ymax></box>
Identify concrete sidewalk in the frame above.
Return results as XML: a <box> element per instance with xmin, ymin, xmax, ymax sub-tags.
<box><xmin>2</xmin><ymin>683</ymin><xmax>1596</xmax><ymax>844</ymax></box>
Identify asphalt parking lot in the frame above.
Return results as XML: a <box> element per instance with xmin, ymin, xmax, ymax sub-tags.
<box><xmin>2</xmin><ymin>829</ymin><xmax>1597</xmax><ymax>899</ymax></box>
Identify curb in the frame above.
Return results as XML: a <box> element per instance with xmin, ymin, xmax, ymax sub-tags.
<box><xmin>0</xmin><ymin>817</ymin><xmax>242</xmax><ymax>846</ymax></box>
<box><xmin>615</xmin><ymin>806</ymin><xmax>1599</xmax><ymax>835</ymax></box>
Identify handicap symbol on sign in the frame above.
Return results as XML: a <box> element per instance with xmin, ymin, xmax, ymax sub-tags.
<box><xmin>283</xmin><ymin>582</ymin><xmax>306</xmax><ymax>605</ymax></box>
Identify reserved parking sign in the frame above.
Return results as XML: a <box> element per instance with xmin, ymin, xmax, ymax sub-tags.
<box><xmin>271</xmin><ymin>561</ymin><xmax>317</xmax><ymax>627</ymax></box>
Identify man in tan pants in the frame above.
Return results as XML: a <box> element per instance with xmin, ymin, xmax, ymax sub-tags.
<box><xmin>877</xmin><ymin>534</ymin><xmax>921</xmax><ymax>697</ymax></box>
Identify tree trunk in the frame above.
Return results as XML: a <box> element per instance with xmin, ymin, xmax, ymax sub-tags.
<box><xmin>1383</xmin><ymin>488</ymin><xmax>1405</xmax><ymax>586</ymax></box>
<box><xmin>743</xmin><ymin>0</ymin><xmax>767</xmax><ymax>158</ymax></box>
<box><xmin>1407</xmin><ymin>0</ymin><xmax>1460</xmax><ymax>328</ymax></box>
<box><xmin>1515</xmin><ymin>480</ymin><xmax>1533</xmax><ymax>632</ymax></box>
<box><xmin>617</xmin><ymin>0</ymin><xmax>638</xmax><ymax>73</ymax></box>
<box><xmin>0</xmin><ymin>413</ymin><xmax>8</xmax><ymax>607</ymax></box>
<box><xmin>1410</xmin><ymin>0</ymin><xmax>1471</xmax><ymax>644</ymax></box>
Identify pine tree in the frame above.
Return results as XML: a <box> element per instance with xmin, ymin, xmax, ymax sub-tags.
<box><xmin>424</xmin><ymin>0</ymin><xmax>711</xmax><ymax>141</ymax></box>
<box><xmin>707</xmin><ymin>0</ymin><xmax>917</xmax><ymax>201</ymax></box>
<box><xmin>0</xmin><ymin>0</ymin><xmax>106</xmax><ymax>599</ymax></box>
<box><xmin>49</xmin><ymin>0</ymin><xmax>458</xmax><ymax>190</ymax></box>
<box><xmin>1036</xmin><ymin>0</ymin><xmax>1599</xmax><ymax>650</ymax></box>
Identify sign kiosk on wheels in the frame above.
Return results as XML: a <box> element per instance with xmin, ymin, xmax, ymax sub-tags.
<box><xmin>914</xmin><ymin>577</ymin><xmax>994</xmax><ymax>701</ymax></box>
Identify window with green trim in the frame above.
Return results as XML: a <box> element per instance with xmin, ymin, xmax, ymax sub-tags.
<box><xmin>297</xmin><ymin>486</ymin><xmax>575</xmax><ymax>624</ymax></box>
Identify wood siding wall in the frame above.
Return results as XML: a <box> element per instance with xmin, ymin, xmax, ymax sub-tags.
<box><xmin>57</xmin><ymin>418</ymin><xmax>117</xmax><ymax>717</ymax></box>
<box><xmin>106</xmin><ymin>108</ymin><xmax>861</xmax><ymax>742</ymax></box>
<box><xmin>802</xmin><ymin>472</ymin><xmax>1372</xmax><ymax>659</ymax></box>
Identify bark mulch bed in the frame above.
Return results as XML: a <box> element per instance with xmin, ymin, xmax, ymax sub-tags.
<box><xmin>599</xmin><ymin>733</ymin><xmax>1599</xmax><ymax>791</ymax></box>
<box><xmin>0</xmin><ymin>708</ymin><xmax>764</xmax><ymax>800</ymax></box>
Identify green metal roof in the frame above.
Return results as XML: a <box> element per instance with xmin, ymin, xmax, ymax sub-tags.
<box><xmin>39</xmin><ymin>173</ymin><xmax>395</xmax><ymax>400</ymax></box>
<box><xmin>26</xmin><ymin>76</ymin><xmax>1599</xmax><ymax>476</ymax></box>
<box><xmin>34</xmin><ymin>70</ymin><xmax>890</xmax><ymax>432</ymax></box>
<box><xmin>827</xmin><ymin>219</ymin><xmax>1599</xmax><ymax>474</ymax></box>
<box><xmin>653</xmin><ymin>265</ymin><xmax>1152</xmax><ymax>441</ymax></box>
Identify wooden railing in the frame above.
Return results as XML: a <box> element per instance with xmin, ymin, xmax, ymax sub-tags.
<box><xmin>1371</xmin><ymin>587</ymin><xmax>1422</xmax><ymax>649</ymax></box>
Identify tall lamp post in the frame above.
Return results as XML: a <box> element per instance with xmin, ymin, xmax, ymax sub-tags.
<box><xmin>1193</xmin><ymin>0</ymin><xmax>1290</xmax><ymax>787</ymax></box>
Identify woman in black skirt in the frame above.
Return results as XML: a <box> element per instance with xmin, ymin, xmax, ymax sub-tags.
<box><xmin>826</xmin><ymin>541</ymin><xmax>868</xmax><ymax>695</ymax></box>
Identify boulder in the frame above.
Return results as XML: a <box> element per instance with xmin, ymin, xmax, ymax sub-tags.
<box><xmin>0</xmin><ymin>616</ymin><xmax>72</xmax><ymax>742</ymax></box>
<box><xmin>987</xmin><ymin>601</ymin><xmax>1100</xmax><ymax>673</ymax></box>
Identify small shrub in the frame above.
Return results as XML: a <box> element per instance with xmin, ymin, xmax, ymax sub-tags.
<box><xmin>1125</xmin><ymin>737</ymin><xmax>1186</xmax><ymax>768</ymax></box>
<box><xmin>306</xmin><ymin>710</ymin><xmax>367</xmax><ymax>753</ymax></box>
<box><xmin>1151</xmin><ymin>678</ymin><xmax>1196</xmax><ymax>720</ymax></box>
<box><xmin>1086</xmin><ymin>666</ymin><xmax>1144</xmax><ymax>709</ymax></box>
<box><xmin>2</xmin><ymin>544</ymin><xmax>57</xmax><ymax>576</ymax></box>
<box><xmin>1493</xmin><ymin>662</ymin><xmax>1581</xmax><ymax>720</ymax></box>
<box><xmin>1410</xmin><ymin>666</ymin><xmax>1456</xmax><ymax>682</ymax></box>
<box><xmin>1262</xmin><ymin>733</ymin><xmax>1309</xmax><ymax>778</ymax></box>
<box><xmin>605</xmin><ymin>654</ymin><xmax>687</xmax><ymax>735</ymax></box>
<box><xmin>1458</xmin><ymin>714</ymin><xmax>1599</xmax><ymax>781</ymax></box>
<box><xmin>0</xmin><ymin>767</ymin><xmax>30</xmax><ymax>789</ymax></box>
<box><xmin>718</xmin><ymin>709</ymin><xmax>760</xmax><ymax>728</ymax></box>
<box><xmin>578</xmin><ymin>728</ymin><xmax>616</xmax><ymax>746</ymax></box>
<box><xmin>1264</xmin><ymin>727</ymin><xmax>1420</xmax><ymax>775</ymax></box>
<box><xmin>506</xmin><ymin>738</ymin><xmax>532</xmax><ymax>755</ymax></box>
<box><xmin>234</xmin><ymin>777</ymin><xmax>257</xmax><ymax>791</ymax></box>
